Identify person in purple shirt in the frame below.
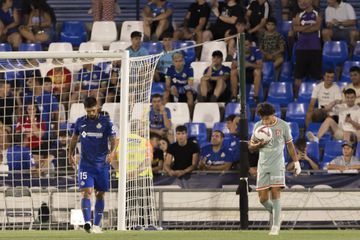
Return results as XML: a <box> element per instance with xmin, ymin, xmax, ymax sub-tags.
<box><xmin>142</xmin><ymin>0</ymin><xmax>174</xmax><ymax>41</ymax></box>
<box><xmin>293</xmin><ymin>0</ymin><xmax>322</xmax><ymax>98</ymax></box>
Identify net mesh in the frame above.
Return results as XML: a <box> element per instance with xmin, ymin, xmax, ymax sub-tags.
<box><xmin>0</xmin><ymin>52</ymin><xmax>160</xmax><ymax>230</ymax></box>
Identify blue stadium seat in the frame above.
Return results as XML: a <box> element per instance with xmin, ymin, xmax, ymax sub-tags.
<box><xmin>142</xmin><ymin>41</ymin><xmax>163</xmax><ymax>55</ymax></box>
<box><xmin>173</xmin><ymin>40</ymin><xmax>196</xmax><ymax>65</ymax></box>
<box><xmin>322</xmin><ymin>41</ymin><xmax>348</xmax><ymax>70</ymax></box>
<box><xmin>306</xmin><ymin>141</ymin><xmax>320</xmax><ymax>164</ymax></box>
<box><xmin>279</xmin><ymin>20</ymin><xmax>292</xmax><ymax>38</ymax></box>
<box><xmin>254</xmin><ymin>103</ymin><xmax>281</xmax><ymax>122</ymax></box>
<box><xmin>60</xmin><ymin>21</ymin><xmax>87</xmax><ymax>47</ymax></box>
<box><xmin>285</xmin><ymin>102</ymin><xmax>308</xmax><ymax>128</ymax></box>
<box><xmin>151</xmin><ymin>82</ymin><xmax>166</xmax><ymax>95</ymax></box>
<box><xmin>340</xmin><ymin>61</ymin><xmax>360</xmax><ymax>82</ymax></box>
<box><xmin>356</xmin><ymin>142</ymin><xmax>360</xmax><ymax>159</ymax></box>
<box><xmin>247</xmin><ymin>84</ymin><xmax>264</xmax><ymax>107</ymax></box>
<box><xmin>185</xmin><ymin>122</ymin><xmax>207</xmax><ymax>145</ymax></box>
<box><xmin>279</xmin><ymin>61</ymin><xmax>293</xmax><ymax>82</ymax></box>
<box><xmin>212</xmin><ymin>122</ymin><xmax>230</xmax><ymax>139</ymax></box>
<box><xmin>289</xmin><ymin>122</ymin><xmax>300</xmax><ymax>142</ymax></box>
<box><xmin>262</xmin><ymin>61</ymin><xmax>276</xmax><ymax>86</ymax></box>
<box><xmin>224</xmin><ymin>103</ymin><xmax>251</xmax><ymax>120</ymax></box>
<box><xmin>298</xmin><ymin>82</ymin><xmax>317</xmax><ymax>103</ymax></box>
<box><xmin>0</xmin><ymin>43</ymin><xmax>11</xmax><ymax>51</ymax></box>
<box><xmin>352</xmin><ymin>41</ymin><xmax>360</xmax><ymax>61</ymax></box>
<box><xmin>306</xmin><ymin>122</ymin><xmax>331</xmax><ymax>148</ymax></box>
<box><xmin>19</xmin><ymin>43</ymin><xmax>42</xmax><ymax>51</ymax></box>
<box><xmin>321</xmin><ymin>140</ymin><xmax>344</xmax><ymax>169</ymax></box>
<box><xmin>267</xmin><ymin>82</ymin><xmax>294</xmax><ymax>107</ymax></box>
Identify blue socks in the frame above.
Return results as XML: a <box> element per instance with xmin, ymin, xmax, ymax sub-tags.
<box><xmin>81</xmin><ymin>198</ymin><xmax>91</xmax><ymax>223</ymax></box>
<box><xmin>94</xmin><ymin>199</ymin><xmax>105</xmax><ymax>226</ymax></box>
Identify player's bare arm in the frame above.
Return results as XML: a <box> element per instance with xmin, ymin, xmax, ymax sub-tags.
<box><xmin>107</xmin><ymin>135</ymin><xmax>116</xmax><ymax>164</ymax></box>
<box><xmin>69</xmin><ymin>134</ymin><xmax>79</xmax><ymax>168</ymax></box>
<box><xmin>286</xmin><ymin>141</ymin><xmax>301</xmax><ymax>175</ymax></box>
<box><xmin>248</xmin><ymin>139</ymin><xmax>268</xmax><ymax>152</ymax></box>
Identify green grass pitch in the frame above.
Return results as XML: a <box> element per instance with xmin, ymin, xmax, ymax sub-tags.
<box><xmin>0</xmin><ymin>230</ymin><xmax>359</xmax><ymax>240</ymax></box>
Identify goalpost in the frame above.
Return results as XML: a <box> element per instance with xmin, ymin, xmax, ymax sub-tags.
<box><xmin>0</xmin><ymin>49</ymin><xmax>161</xmax><ymax>230</ymax></box>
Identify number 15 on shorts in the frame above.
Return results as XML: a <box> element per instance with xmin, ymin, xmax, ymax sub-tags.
<box><xmin>80</xmin><ymin>171</ymin><xmax>88</xmax><ymax>180</ymax></box>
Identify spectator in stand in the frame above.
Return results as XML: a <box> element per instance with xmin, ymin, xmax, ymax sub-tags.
<box><xmin>126</xmin><ymin>31</ymin><xmax>149</xmax><ymax>58</ymax></box>
<box><xmin>46</xmin><ymin>63</ymin><xmax>72</xmax><ymax>104</ymax></box>
<box><xmin>165</xmin><ymin>52</ymin><xmax>195</xmax><ymax>115</ymax></box>
<box><xmin>159</xmin><ymin>136</ymin><xmax>169</xmax><ymax>158</ymax></box>
<box><xmin>105</xmin><ymin>60</ymin><xmax>121</xmax><ymax>103</ymax></box>
<box><xmin>292</xmin><ymin>0</ymin><xmax>322</xmax><ymax>98</ymax></box>
<box><xmin>327</xmin><ymin>141</ymin><xmax>360</xmax><ymax>171</ymax></box>
<box><xmin>226</xmin><ymin>17</ymin><xmax>247</xmax><ymax>58</ymax></box>
<box><xmin>198</xmin><ymin>130</ymin><xmax>235</xmax><ymax>171</ymax></box>
<box><xmin>305</xmin><ymin>69</ymin><xmax>342</xmax><ymax>127</ymax></box>
<box><xmin>173</xmin><ymin>0</ymin><xmax>210</xmax><ymax>44</ymax></box>
<box><xmin>198</xmin><ymin>50</ymin><xmax>231</xmax><ymax>102</ymax></box>
<box><xmin>246</xmin><ymin>0</ymin><xmax>271</xmax><ymax>43</ymax></box>
<box><xmin>230</xmin><ymin>34</ymin><xmax>262</xmax><ymax>102</ymax></box>
<box><xmin>19</xmin><ymin>0</ymin><xmax>56</xmax><ymax>43</ymax></box>
<box><xmin>343</xmin><ymin>66</ymin><xmax>360</xmax><ymax>105</ymax></box>
<box><xmin>0</xmin><ymin>80</ymin><xmax>15</xmax><ymax>132</ymax></box>
<box><xmin>164</xmin><ymin>125</ymin><xmax>199</xmax><ymax>188</ymax></box>
<box><xmin>0</xmin><ymin>0</ymin><xmax>22</xmax><ymax>49</ymax></box>
<box><xmin>322</xmin><ymin>0</ymin><xmax>359</xmax><ymax>51</ymax></box>
<box><xmin>281</xmin><ymin>0</ymin><xmax>319</xmax><ymax>20</ymax></box>
<box><xmin>259</xmin><ymin>17</ymin><xmax>285</xmax><ymax>76</ymax></box>
<box><xmin>154</xmin><ymin>31</ymin><xmax>173</xmax><ymax>82</ymax></box>
<box><xmin>15</xmin><ymin>103</ymin><xmax>46</xmax><ymax>163</ymax></box>
<box><xmin>149</xmin><ymin>93</ymin><xmax>173</xmax><ymax>142</ymax></box>
<box><xmin>286</xmin><ymin>138</ymin><xmax>319</xmax><ymax>171</ymax></box>
<box><xmin>202</xmin><ymin>0</ymin><xmax>245</xmax><ymax>41</ymax></box>
<box><xmin>307</xmin><ymin>89</ymin><xmax>360</xmax><ymax>143</ymax></box>
<box><xmin>142</xmin><ymin>0</ymin><xmax>174</xmax><ymax>41</ymax></box>
<box><xmin>150</xmin><ymin>133</ymin><xmax>164</xmax><ymax>174</ymax></box>
<box><xmin>92</xmin><ymin>0</ymin><xmax>115</xmax><ymax>21</ymax></box>
<box><xmin>71</xmin><ymin>62</ymin><xmax>109</xmax><ymax>105</ymax></box>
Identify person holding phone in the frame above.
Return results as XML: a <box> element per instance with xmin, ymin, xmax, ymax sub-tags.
<box><xmin>286</xmin><ymin>138</ymin><xmax>319</xmax><ymax>171</ymax></box>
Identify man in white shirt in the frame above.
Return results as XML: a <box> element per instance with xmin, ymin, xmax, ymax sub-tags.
<box><xmin>343</xmin><ymin>66</ymin><xmax>360</xmax><ymax>105</ymax></box>
<box><xmin>305</xmin><ymin>69</ymin><xmax>342</xmax><ymax>127</ymax></box>
<box><xmin>322</xmin><ymin>0</ymin><xmax>359</xmax><ymax>48</ymax></box>
<box><xmin>307</xmin><ymin>88</ymin><xmax>360</xmax><ymax>142</ymax></box>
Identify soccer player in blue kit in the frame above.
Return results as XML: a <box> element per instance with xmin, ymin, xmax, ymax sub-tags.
<box><xmin>69</xmin><ymin>96</ymin><xmax>116</xmax><ymax>234</ymax></box>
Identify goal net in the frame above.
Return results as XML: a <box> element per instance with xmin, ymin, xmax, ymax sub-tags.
<box><xmin>0</xmin><ymin>50</ymin><xmax>160</xmax><ymax>230</ymax></box>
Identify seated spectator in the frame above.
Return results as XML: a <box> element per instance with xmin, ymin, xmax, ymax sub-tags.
<box><xmin>150</xmin><ymin>133</ymin><xmax>164</xmax><ymax>174</ymax></box>
<box><xmin>202</xmin><ymin>0</ymin><xmax>245</xmax><ymax>41</ymax></box>
<box><xmin>259</xmin><ymin>17</ymin><xmax>285</xmax><ymax>75</ymax></box>
<box><xmin>0</xmin><ymin>80</ymin><xmax>15</xmax><ymax>131</ymax></box>
<box><xmin>126</xmin><ymin>31</ymin><xmax>149</xmax><ymax>57</ymax></box>
<box><xmin>198</xmin><ymin>50</ymin><xmax>231</xmax><ymax>102</ymax></box>
<box><xmin>292</xmin><ymin>0</ymin><xmax>322</xmax><ymax>98</ymax></box>
<box><xmin>165</xmin><ymin>52</ymin><xmax>195</xmax><ymax>114</ymax></box>
<box><xmin>305</xmin><ymin>69</ymin><xmax>342</xmax><ymax>127</ymax></box>
<box><xmin>154</xmin><ymin>31</ymin><xmax>174</xmax><ymax>82</ymax></box>
<box><xmin>19</xmin><ymin>0</ymin><xmax>56</xmax><ymax>43</ymax></box>
<box><xmin>159</xmin><ymin>136</ymin><xmax>170</xmax><ymax>158</ymax></box>
<box><xmin>46</xmin><ymin>64</ymin><xmax>72</xmax><ymax>104</ymax></box>
<box><xmin>307</xmin><ymin>89</ymin><xmax>360</xmax><ymax>142</ymax></box>
<box><xmin>322</xmin><ymin>0</ymin><xmax>359</xmax><ymax>50</ymax></box>
<box><xmin>149</xmin><ymin>93</ymin><xmax>173</xmax><ymax>142</ymax></box>
<box><xmin>71</xmin><ymin>62</ymin><xmax>109</xmax><ymax>105</ymax></box>
<box><xmin>142</xmin><ymin>0</ymin><xmax>174</xmax><ymax>41</ymax></box>
<box><xmin>230</xmin><ymin>34</ymin><xmax>262</xmax><ymax>102</ymax></box>
<box><xmin>106</xmin><ymin>60</ymin><xmax>121</xmax><ymax>103</ymax></box>
<box><xmin>327</xmin><ymin>141</ymin><xmax>360</xmax><ymax>171</ymax></box>
<box><xmin>226</xmin><ymin>18</ymin><xmax>247</xmax><ymax>59</ymax></box>
<box><xmin>164</xmin><ymin>125</ymin><xmax>199</xmax><ymax>187</ymax></box>
<box><xmin>198</xmin><ymin>130</ymin><xmax>235</xmax><ymax>171</ymax></box>
<box><xmin>246</xmin><ymin>0</ymin><xmax>271</xmax><ymax>43</ymax></box>
<box><xmin>286</xmin><ymin>138</ymin><xmax>319</xmax><ymax>171</ymax></box>
<box><xmin>281</xmin><ymin>0</ymin><xmax>319</xmax><ymax>21</ymax></box>
<box><xmin>173</xmin><ymin>0</ymin><xmax>210</xmax><ymax>44</ymax></box>
<box><xmin>343</xmin><ymin>66</ymin><xmax>360</xmax><ymax>105</ymax></box>
<box><xmin>0</xmin><ymin>0</ymin><xmax>21</xmax><ymax>49</ymax></box>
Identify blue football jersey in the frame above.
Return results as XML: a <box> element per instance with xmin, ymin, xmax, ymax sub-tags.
<box><xmin>203</xmin><ymin>65</ymin><xmax>231</xmax><ymax>78</ymax></box>
<box><xmin>200</xmin><ymin>144</ymin><xmax>235</xmax><ymax>165</ymax></box>
<box><xmin>74</xmin><ymin>114</ymin><xmax>116</xmax><ymax>168</ymax></box>
<box><xmin>166</xmin><ymin>65</ymin><xmax>194</xmax><ymax>94</ymax></box>
<box><xmin>149</xmin><ymin>106</ymin><xmax>171</xmax><ymax>129</ymax></box>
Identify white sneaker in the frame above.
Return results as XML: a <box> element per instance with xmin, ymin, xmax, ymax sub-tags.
<box><xmin>306</xmin><ymin>131</ymin><xmax>319</xmax><ymax>142</ymax></box>
<box><xmin>268</xmin><ymin>225</ymin><xmax>280</xmax><ymax>235</ymax></box>
<box><xmin>92</xmin><ymin>225</ymin><xmax>103</xmax><ymax>234</ymax></box>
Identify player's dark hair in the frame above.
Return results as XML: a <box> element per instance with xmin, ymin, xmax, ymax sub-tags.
<box><xmin>344</xmin><ymin>88</ymin><xmax>356</xmax><ymax>96</ymax></box>
<box><xmin>175</xmin><ymin>125</ymin><xmax>187</xmax><ymax>133</ymax></box>
<box><xmin>213</xmin><ymin>130</ymin><xmax>225</xmax><ymax>138</ymax></box>
<box><xmin>350</xmin><ymin>66</ymin><xmax>360</xmax><ymax>74</ymax></box>
<box><xmin>83</xmin><ymin>96</ymin><xmax>97</xmax><ymax>108</ymax></box>
<box><xmin>257</xmin><ymin>102</ymin><xmax>275</xmax><ymax>117</ymax></box>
